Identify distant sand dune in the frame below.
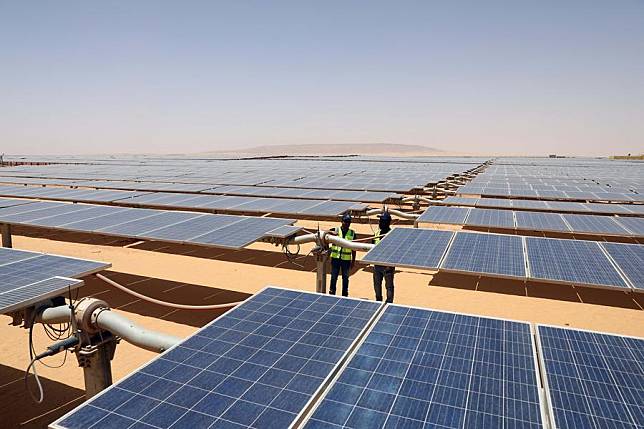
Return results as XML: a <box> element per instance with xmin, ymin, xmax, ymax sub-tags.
<box><xmin>201</xmin><ymin>143</ymin><xmax>446</xmax><ymax>156</ymax></box>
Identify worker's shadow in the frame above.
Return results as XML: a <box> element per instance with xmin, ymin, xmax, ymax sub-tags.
<box><xmin>0</xmin><ymin>364</ymin><xmax>85</xmax><ymax>429</ymax></box>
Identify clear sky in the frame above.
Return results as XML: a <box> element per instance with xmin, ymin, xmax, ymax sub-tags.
<box><xmin>1</xmin><ymin>1</ymin><xmax>643</xmax><ymax>156</ymax></box>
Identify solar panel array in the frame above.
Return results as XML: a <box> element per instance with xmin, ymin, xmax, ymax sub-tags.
<box><xmin>417</xmin><ymin>206</ymin><xmax>642</xmax><ymax>237</ymax></box>
<box><xmin>0</xmin><ymin>247</ymin><xmax>109</xmax><ymax>314</ymax></box>
<box><xmin>363</xmin><ymin>227</ymin><xmax>643</xmax><ymax>291</ymax></box>
<box><xmin>0</xmin><ymin>185</ymin><xmax>366</xmax><ymax>217</ymax></box>
<box><xmin>537</xmin><ymin>325</ymin><xmax>644</xmax><ymax>428</ymax></box>
<box><xmin>0</xmin><ymin>156</ymin><xmax>481</xmax><ymax>194</ymax></box>
<box><xmin>52</xmin><ymin>287</ymin><xmax>381</xmax><ymax>429</ymax></box>
<box><xmin>441</xmin><ymin>196</ymin><xmax>643</xmax><ymax>216</ymax></box>
<box><xmin>0</xmin><ymin>201</ymin><xmax>297</xmax><ymax>250</ymax></box>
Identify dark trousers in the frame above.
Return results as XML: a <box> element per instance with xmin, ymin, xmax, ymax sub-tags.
<box><xmin>330</xmin><ymin>257</ymin><xmax>350</xmax><ymax>297</ymax></box>
<box><xmin>374</xmin><ymin>265</ymin><xmax>395</xmax><ymax>303</ymax></box>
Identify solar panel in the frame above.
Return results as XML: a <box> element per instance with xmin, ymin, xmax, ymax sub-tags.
<box><xmin>465</xmin><ymin>208</ymin><xmax>515</xmax><ymax>228</ymax></box>
<box><xmin>361</xmin><ymin>228</ymin><xmax>454</xmax><ymax>270</ymax></box>
<box><xmin>417</xmin><ymin>206</ymin><xmax>470</xmax><ymax>224</ymax></box>
<box><xmin>62</xmin><ymin>208</ymin><xmax>160</xmax><ymax>231</ymax></box>
<box><xmin>537</xmin><ymin>325</ymin><xmax>643</xmax><ymax>428</ymax></box>
<box><xmin>0</xmin><ymin>248</ymin><xmax>109</xmax><ymax>314</ymax></box>
<box><xmin>583</xmin><ymin>203</ymin><xmax>633</xmax><ymax>215</ymax></box>
<box><xmin>546</xmin><ymin>201</ymin><xmax>590</xmax><ymax>212</ymax></box>
<box><xmin>601</xmin><ymin>243</ymin><xmax>644</xmax><ymax>291</ymax></box>
<box><xmin>441</xmin><ymin>232</ymin><xmax>526</xmax><ymax>278</ymax></box>
<box><xmin>476</xmin><ymin>198</ymin><xmax>513</xmax><ymax>208</ymax></box>
<box><xmin>190</xmin><ymin>217</ymin><xmax>294</xmax><ymax>249</ymax></box>
<box><xmin>614</xmin><ymin>217</ymin><xmax>644</xmax><ymax>236</ymax></box>
<box><xmin>562</xmin><ymin>214</ymin><xmax>630</xmax><ymax>236</ymax></box>
<box><xmin>0</xmin><ymin>203</ymin><xmax>88</xmax><ymax>223</ymax></box>
<box><xmin>511</xmin><ymin>200</ymin><xmax>550</xmax><ymax>211</ymax></box>
<box><xmin>27</xmin><ymin>206</ymin><xmax>120</xmax><ymax>228</ymax></box>
<box><xmin>142</xmin><ymin>214</ymin><xmax>243</xmax><ymax>242</ymax></box>
<box><xmin>98</xmin><ymin>211</ymin><xmax>204</xmax><ymax>236</ymax></box>
<box><xmin>0</xmin><ymin>276</ymin><xmax>82</xmax><ymax>314</ymax></box>
<box><xmin>52</xmin><ymin>287</ymin><xmax>381</xmax><ymax>429</ymax></box>
<box><xmin>525</xmin><ymin>237</ymin><xmax>628</xmax><ymax>289</ymax></box>
<box><xmin>263</xmin><ymin>225</ymin><xmax>302</xmax><ymax>239</ymax></box>
<box><xmin>305</xmin><ymin>305</ymin><xmax>544</xmax><ymax>428</ymax></box>
<box><xmin>441</xmin><ymin>196</ymin><xmax>478</xmax><ymax>206</ymax></box>
<box><xmin>515</xmin><ymin>212</ymin><xmax>569</xmax><ymax>232</ymax></box>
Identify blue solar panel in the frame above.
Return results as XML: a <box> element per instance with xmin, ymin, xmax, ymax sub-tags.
<box><xmin>562</xmin><ymin>214</ymin><xmax>630</xmax><ymax>236</ymax></box>
<box><xmin>525</xmin><ymin>237</ymin><xmax>628</xmax><ymax>289</ymax></box>
<box><xmin>305</xmin><ymin>305</ymin><xmax>544</xmax><ymax>428</ymax></box>
<box><xmin>0</xmin><ymin>276</ymin><xmax>82</xmax><ymax>314</ymax></box>
<box><xmin>361</xmin><ymin>228</ymin><xmax>454</xmax><ymax>270</ymax></box>
<box><xmin>537</xmin><ymin>325</ymin><xmax>643</xmax><ymax>428</ymax></box>
<box><xmin>441</xmin><ymin>232</ymin><xmax>526</xmax><ymax>278</ymax></box>
<box><xmin>417</xmin><ymin>206</ymin><xmax>470</xmax><ymax>224</ymax></box>
<box><xmin>614</xmin><ymin>217</ymin><xmax>644</xmax><ymax>236</ymax></box>
<box><xmin>465</xmin><ymin>208</ymin><xmax>515</xmax><ymax>228</ymax></box>
<box><xmin>53</xmin><ymin>287</ymin><xmax>381</xmax><ymax>429</ymax></box>
<box><xmin>515</xmin><ymin>211</ymin><xmax>569</xmax><ymax>233</ymax></box>
<box><xmin>601</xmin><ymin>243</ymin><xmax>644</xmax><ymax>291</ymax></box>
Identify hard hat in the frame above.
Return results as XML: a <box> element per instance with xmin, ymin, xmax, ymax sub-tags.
<box><xmin>342</xmin><ymin>213</ymin><xmax>352</xmax><ymax>223</ymax></box>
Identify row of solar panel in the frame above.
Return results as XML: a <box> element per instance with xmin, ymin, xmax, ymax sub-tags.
<box><xmin>53</xmin><ymin>287</ymin><xmax>643</xmax><ymax>429</ymax></box>
<box><xmin>0</xmin><ymin>201</ymin><xmax>296</xmax><ymax>250</ymax></box>
<box><xmin>362</xmin><ymin>228</ymin><xmax>644</xmax><ymax>291</ymax></box>
<box><xmin>417</xmin><ymin>206</ymin><xmax>644</xmax><ymax>237</ymax></box>
<box><xmin>442</xmin><ymin>196</ymin><xmax>644</xmax><ymax>216</ymax></box>
<box><xmin>457</xmin><ymin>185</ymin><xmax>644</xmax><ymax>203</ymax></box>
<box><xmin>0</xmin><ymin>247</ymin><xmax>109</xmax><ymax>314</ymax></box>
<box><xmin>0</xmin><ymin>176</ymin><xmax>399</xmax><ymax>203</ymax></box>
<box><xmin>0</xmin><ymin>185</ymin><xmax>366</xmax><ymax>217</ymax></box>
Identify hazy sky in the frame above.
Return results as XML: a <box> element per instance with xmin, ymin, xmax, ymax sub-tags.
<box><xmin>1</xmin><ymin>1</ymin><xmax>643</xmax><ymax>156</ymax></box>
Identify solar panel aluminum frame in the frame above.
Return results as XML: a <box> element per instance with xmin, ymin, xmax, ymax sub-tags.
<box><xmin>300</xmin><ymin>303</ymin><xmax>549</xmax><ymax>428</ymax></box>
<box><xmin>50</xmin><ymin>286</ymin><xmax>386</xmax><ymax>429</ymax></box>
<box><xmin>0</xmin><ymin>276</ymin><xmax>83</xmax><ymax>314</ymax></box>
<box><xmin>534</xmin><ymin>324</ymin><xmax>644</xmax><ymax>429</ymax></box>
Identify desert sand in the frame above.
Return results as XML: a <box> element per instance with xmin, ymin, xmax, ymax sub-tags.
<box><xmin>1</xmin><ymin>222</ymin><xmax>643</xmax><ymax>427</ymax></box>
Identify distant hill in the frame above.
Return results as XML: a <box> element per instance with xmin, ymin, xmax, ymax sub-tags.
<box><xmin>202</xmin><ymin>143</ymin><xmax>443</xmax><ymax>156</ymax></box>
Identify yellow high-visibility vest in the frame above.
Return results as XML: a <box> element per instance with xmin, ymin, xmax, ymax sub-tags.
<box><xmin>330</xmin><ymin>228</ymin><xmax>355</xmax><ymax>260</ymax></box>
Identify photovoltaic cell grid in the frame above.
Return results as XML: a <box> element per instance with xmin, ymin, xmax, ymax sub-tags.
<box><xmin>465</xmin><ymin>208</ymin><xmax>515</xmax><ymax>229</ymax></box>
<box><xmin>0</xmin><ymin>277</ymin><xmax>82</xmax><ymax>314</ymax></box>
<box><xmin>52</xmin><ymin>287</ymin><xmax>381</xmax><ymax>429</ymax></box>
<box><xmin>562</xmin><ymin>214</ymin><xmax>630</xmax><ymax>236</ymax></box>
<box><xmin>416</xmin><ymin>206</ymin><xmax>470</xmax><ymax>225</ymax></box>
<box><xmin>361</xmin><ymin>228</ymin><xmax>454</xmax><ymax>270</ymax></box>
<box><xmin>0</xmin><ymin>248</ymin><xmax>109</xmax><ymax>314</ymax></box>
<box><xmin>306</xmin><ymin>306</ymin><xmax>544</xmax><ymax>428</ymax></box>
<box><xmin>601</xmin><ymin>243</ymin><xmax>644</xmax><ymax>291</ymax></box>
<box><xmin>442</xmin><ymin>232</ymin><xmax>526</xmax><ymax>278</ymax></box>
<box><xmin>537</xmin><ymin>326</ymin><xmax>643</xmax><ymax>428</ymax></box>
<box><xmin>525</xmin><ymin>237</ymin><xmax>628</xmax><ymax>289</ymax></box>
<box><xmin>514</xmin><ymin>212</ymin><xmax>569</xmax><ymax>233</ymax></box>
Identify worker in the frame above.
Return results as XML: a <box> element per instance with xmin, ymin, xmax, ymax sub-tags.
<box><xmin>373</xmin><ymin>211</ymin><xmax>395</xmax><ymax>303</ymax></box>
<box><xmin>329</xmin><ymin>213</ymin><xmax>356</xmax><ymax>297</ymax></box>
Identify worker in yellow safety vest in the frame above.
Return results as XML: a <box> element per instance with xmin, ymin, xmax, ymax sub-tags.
<box><xmin>329</xmin><ymin>213</ymin><xmax>356</xmax><ymax>297</ymax></box>
<box><xmin>373</xmin><ymin>211</ymin><xmax>395</xmax><ymax>302</ymax></box>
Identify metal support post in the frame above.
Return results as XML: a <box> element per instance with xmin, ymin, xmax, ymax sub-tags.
<box><xmin>314</xmin><ymin>247</ymin><xmax>328</xmax><ymax>294</ymax></box>
<box><xmin>76</xmin><ymin>333</ymin><xmax>117</xmax><ymax>399</ymax></box>
<box><xmin>1</xmin><ymin>223</ymin><xmax>12</xmax><ymax>248</ymax></box>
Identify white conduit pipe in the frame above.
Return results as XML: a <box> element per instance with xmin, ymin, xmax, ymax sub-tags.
<box><xmin>93</xmin><ymin>309</ymin><xmax>180</xmax><ymax>353</ymax></box>
<box><xmin>288</xmin><ymin>231</ymin><xmax>374</xmax><ymax>252</ymax></box>
<box><xmin>36</xmin><ymin>305</ymin><xmax>181</xmax><ymax>353</ymax></box>
<box><xmin>95</xmin><ymin>273</ymin><xmax>244</xmax><ymax>310</ymax></box>
<box><xmin>365</xmin><ymin>208</ymin><xmax>420</xmax><ymax>220</ymax></box>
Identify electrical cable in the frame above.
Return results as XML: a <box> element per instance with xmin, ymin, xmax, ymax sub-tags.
<box><xmin>95</xmin><ymin>273</ymin><xmax>243</xmax><ymax>310</ymax></box>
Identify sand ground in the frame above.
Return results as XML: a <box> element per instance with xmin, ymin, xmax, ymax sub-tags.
<box><xmin>1</xmin><ymin>223</ymin><xmax>643</xmax><ymax>428</ymax></box>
